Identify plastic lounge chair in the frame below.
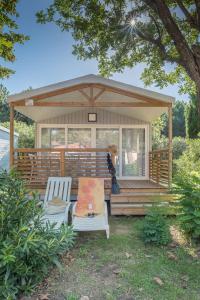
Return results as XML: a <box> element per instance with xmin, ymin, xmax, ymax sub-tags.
<box><xmin>72</xmin><ymin>178</ymin><xmax>110</xmax><ymax>239</ymax></box>
<box><xmin>42</xmin><ymin>177</ymin><xmax>72</xmax><ymax>229</ymax></box>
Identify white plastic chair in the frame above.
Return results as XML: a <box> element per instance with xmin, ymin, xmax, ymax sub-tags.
<box><xmin>72</xmin><ymin>178</ymin><xmax>110</xmax><ymax>239</ymax></box>
<box><xmin>42</xmin><ymin>177</ymin><xmax>72</xmax><ymax>229</ymax></box>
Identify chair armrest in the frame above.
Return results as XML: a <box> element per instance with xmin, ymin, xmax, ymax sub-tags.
<box><xmin>64</xmin><ymin>202</ymin><xmax>71</xmax><ymax>215</ymax></box>
<box><xmin>104</xmin><ymin>201</ymin><xmax>108</xmax><ymax>223</ymax></box>
<box><xmin>71</xmin><ymin>202</ymin><xmax>77</xmax><ymax>221</ymax></box>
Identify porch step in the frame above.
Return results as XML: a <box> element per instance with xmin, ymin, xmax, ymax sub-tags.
<box><xmin>119</xmin><ymin>188</ymin><xmax>167</xmax><ymax>194</ymax></box>
<box><xmin>111</xmin><ymin>203</ymin><xmax>155</xmax><ymax>215</ymax></box>
<box><xmin>111</xmin><ymin>192</ymin><xmax>174</xmax><ymax>203</ymax></box>
<box><xmin>111</xmin><ymin>192</ymin><xmax>177</xmax><ymax>215</ymax></box>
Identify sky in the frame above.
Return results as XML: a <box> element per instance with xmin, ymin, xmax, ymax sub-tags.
<box><xmin>2</xmin><ymin>0</ymin><xmax>188</xmax><ymax>101</ymax></box>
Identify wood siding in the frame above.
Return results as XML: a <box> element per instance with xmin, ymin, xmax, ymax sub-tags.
<box><xmin>36</xmin><ymin>108</ymin><xmax>149</xmax><ymax>147</ymax></box>
<box><xmin>38</xmin><ymin>108</ymin><xmax>148</xmax><ymax>125</ymax></box>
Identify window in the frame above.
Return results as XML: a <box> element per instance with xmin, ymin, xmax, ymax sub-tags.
<box><xmin>40</xmin><ymin>125</ymin><xmax>148</xmax><ymax>178</ymax></box>
<box><xmin>67</xmin><ymin>128</ymin><xmax>92</xmax><ymax>148</ymax></box>
<box><xmin>96</xmin><ymin>128</ymin><xmax>119</xmax><ymax>175</ymax></box>
<box><xmin>41</xmin><ymin>128</ymin><xmax>65</xmax><ymax>148</ymax></box>
<box><xmin>122</xmin><ymin>128</ymin><xmax>146</xmax><ymax>176</ymax></box>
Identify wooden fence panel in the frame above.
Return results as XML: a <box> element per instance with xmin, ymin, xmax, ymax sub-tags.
<box><xmin>13</xmin><ymin>147</ymin><xmax>116</xmax><ymax>189</ymax></box>
<box><xmin>149</xmin><ymin>149</ymin><xmax>169</xmax><ymax>187</ymax></box>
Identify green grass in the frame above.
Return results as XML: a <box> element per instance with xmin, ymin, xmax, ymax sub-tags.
<box><xmin>30</xmin><ymin>217</ymin><xmax>200</xmax><ymax>300</ymax></box>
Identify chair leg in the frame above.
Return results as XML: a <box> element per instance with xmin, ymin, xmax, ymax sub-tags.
<box><xmin>106</xmin><ymin>227</ymin><xmax>110</xmax><ymax>239</ymax></box>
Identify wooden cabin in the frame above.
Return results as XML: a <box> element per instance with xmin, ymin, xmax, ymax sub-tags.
<box><xmin>7</xmin><ymin>74</ymin><xmax>174</xmax><ymax>215</ymax></box>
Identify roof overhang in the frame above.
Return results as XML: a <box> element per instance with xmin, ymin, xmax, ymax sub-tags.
<box><xmin>7</xmin><ymin>74</ymin><xmax>174</xmax><ymax>123</ymax></box>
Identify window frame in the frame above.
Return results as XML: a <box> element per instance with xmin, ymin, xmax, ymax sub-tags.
<box><xmin>38</xmin><ymin>123</ymin><xmax>149</xmax><ymax>179</ymax></box>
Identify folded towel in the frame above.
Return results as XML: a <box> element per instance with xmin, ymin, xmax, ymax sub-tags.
<box><xmin>74</xmin><ymin>177</ymin><xmax>104</xmax><ymax>217</ymax></box>
<box><xmin>45</xmin><ymin>196</ymin><xmax>67</xmax><ymax>215</ymax></box>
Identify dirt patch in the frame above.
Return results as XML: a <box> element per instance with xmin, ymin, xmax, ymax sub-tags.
<box><xmin>111</xmin><ymin>224</ymin><xmax>132</xmax><ymax>235</ymax></box>
<box><xmin>170</xmin><ymin>225</ymin><xmax>187</xmax><ymax>246</ymax></box>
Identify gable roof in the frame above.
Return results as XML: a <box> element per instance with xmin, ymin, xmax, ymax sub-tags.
<box><xmin>7</xmin><ymin>74</ymin><xmax>174</xmax><ymax>123</ymax></box>
<box><xmin>8</xmin><ymin>74</ymin><xmax>174</xmax><ymax>104</ymax></box>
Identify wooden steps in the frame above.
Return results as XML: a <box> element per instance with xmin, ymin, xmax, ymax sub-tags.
<box><xmin>111</xmin><ymin>191</ymin><xmax>175</xmax><ymax>215</ymax></box>
<box><xmin>119</xmin><ymin>187</ymin><xmax>167</xmax><ymax>193</ymax></box>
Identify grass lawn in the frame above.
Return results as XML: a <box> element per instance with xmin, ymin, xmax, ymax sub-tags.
<box><xmin>28</xmin><ymin>217</ymin><xmax>200</xmax><ymax>300</ymax></box>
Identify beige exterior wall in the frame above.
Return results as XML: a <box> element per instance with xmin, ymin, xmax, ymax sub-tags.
<box><xmin>36</xmin><ymin>108</ymin><xmax>150</xmax><ymax>147</ymax></box>
<box><xmin>37</xmin><ymin>108</ymin><xmax>148</xmax><ymax>125</ymax></box>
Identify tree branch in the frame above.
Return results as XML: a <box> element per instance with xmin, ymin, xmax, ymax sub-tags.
<box><xmin>143</xmin><ymin>0</ymin><xmax>199</xmax><ymax>81</ymax></box>
<box><xmin>175</xmin><ymin>0</ymin><xmax>199</xmax><ymax>30</ymax></box>
<box><xmin>195</xmin><ymin>0</ymin><xmax>200</xmax><ymax>27</ymax></box>
<box><xmin>134</xmin><ymin>26</ymin><xmax>181</xmax><ymax>64</ymax></box>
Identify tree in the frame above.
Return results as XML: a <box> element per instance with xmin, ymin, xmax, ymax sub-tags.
<box><xmin>162</xmin><ymin>100</ymin><xmax>186</xmax><ymax>137</ymax></box>
<box><xmin>2</xmin><ymin>121</ymin><xmax>35</xmax><ymax>148</ymax></box>
<box><xmin>0</xmin><ymin>84</ymin><xmax>9</xmax><ymax>122</ymax></box>
<box><xmin>0</xmin><ymin>85</ymin><xmax>33</xmax><ymax>124</ymax></box>
<box><xmin>37</xmin><ymin>0</ymin><xmax>200</xmax><ymax>115</ymax></box>
<box><xmin>185</xmin><ymin>95</ymin><xmax>200</xmax><ymax>138</ymax></box>
<box><xmin>0</xmin><ymin>0</ymin><xmax>28</xmax><ymax>79</ymax></box>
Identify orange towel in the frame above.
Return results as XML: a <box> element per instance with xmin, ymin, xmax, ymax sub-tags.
<box><xmin>75</xmin><ymin>177</ymin><xmax>104</xmax><ymax>217</ymax></box>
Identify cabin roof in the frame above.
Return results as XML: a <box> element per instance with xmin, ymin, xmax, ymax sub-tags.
<box><xmin>7</xmin><ymin>74</ymin><xmax>174</xmax><ymax>123</ymax></box>
<box><xmin>8</xmin><ymin>74</ymin><xmax>174</xmax><ymax>103</ymax></box>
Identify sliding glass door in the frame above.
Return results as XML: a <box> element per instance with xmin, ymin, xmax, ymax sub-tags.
<box><xmin>41</xmin><ymin>128</ymin><xmax>65</xmax><ymax>148</ymax></box>
<box><xmin>121</xmin><ymin>128</ymin><xmax>146</xmax><ymax>177</ymax></box>
<box><xmin>96</xmin><ymin>128</ymin><xmax>120</xmax><ymax>175</ymax></box>
<box><xmin>67</xmin><ymin>128</ymin><xmax>92</xmax><ymax>148</ymax></box>
<box><xmin>39</xmin><ymin>125</ymin><xmax>148</xmax><ymax>178</ymax></box>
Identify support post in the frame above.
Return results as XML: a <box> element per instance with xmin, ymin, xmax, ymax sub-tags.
<box><xmin>9</xmin><ymin>105</ymin><xmax>14</xmax><ymax>168</ymax></box>
<box><xmin>60</xmin><ymin>150</ymin><xmax>65</xmax><ymax>176</ymax></box>
<box><xmin>168</xmin><ymin>105</ymin><xmax>173</xmax><ymax>188</ymax></box>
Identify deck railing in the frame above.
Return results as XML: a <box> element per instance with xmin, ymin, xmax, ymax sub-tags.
<box><xmin>149</xmin><ymin>148</ymin><xmax>170</xmax><ymax>187</ymax></box>
<box><xmin>13</xmin><ymin>146</ymin><xmax>117</xmax><ymax>188</ymax></box>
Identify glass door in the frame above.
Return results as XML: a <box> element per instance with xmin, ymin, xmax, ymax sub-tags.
<box><xmin>41</xmin><ymin>128</ymin><xmax>65</xmax><ymax>148</ymax></box>
<box><xmin>96</xmin><ymin>128</ymin><xmax>119</xmax><ymax>175</ymax></box>
<box><xmin>122</xmin><ymin>128</ymin><xmax>146</xmax><ymax>177</ymax></box>
<box><xmin>67</xmin><ymin>128</ymin><xmax>92</xmax><ymax>148</ymax></box>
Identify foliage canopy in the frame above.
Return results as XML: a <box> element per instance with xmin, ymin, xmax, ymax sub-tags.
<box><xmin>37</xmin><ymin>0</ymin><xmax>200</xmax><ymax>114</ymax></box>
<box><xmin>0</xmin><ymin>1</ymin><xmax>28</xmax><ymax>79</ymax></box>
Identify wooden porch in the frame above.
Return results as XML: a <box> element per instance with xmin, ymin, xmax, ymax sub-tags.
<box><xmin>8</xmin><ymin>75</ymin><xmax>173</xmax><ymax>215</ymax></box>
<box><xmin>12</xmin><ymin>147</ymin><xmax>171</xmax><ymax>215</ymax></box>
<box><xmin>12</xmin><ymin>147</ymin><xmax>170</xmax><ymax>187</ymax></box>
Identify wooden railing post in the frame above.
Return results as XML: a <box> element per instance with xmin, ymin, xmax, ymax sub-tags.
<box><xmin>60</xmin><ymin>150</ymin><xmax>65</xmax><ymax>176</ymax></box>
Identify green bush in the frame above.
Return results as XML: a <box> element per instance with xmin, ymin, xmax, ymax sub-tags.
<box><xmin>174</xmin><ymin>173</ymin><xmax>200</xmax><ymax>240</ymax></box>
<box><xmin>2</xmin><ymin>121</ymin><xmax>35</xmax><ymax>148</ymax></box>
<box><xmin>0</xmin><ymin>171</ymin><xmax>75</xmax><ymax>299</ymax></box>
<box><xmin>172</xmin><ymin>137</ymin><xmax>187</xmax><ymax>160</ymax></box>
<box><xmin>141</xmin><ymin>208</ymin><xmax>171</xmax><ymax>246</ymax></box>
<box><xmin>175</xmin><ymin>138</ymin><xmax>200</xmax><ymax>177</ymax></box>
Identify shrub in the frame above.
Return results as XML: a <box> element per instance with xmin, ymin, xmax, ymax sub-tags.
<box><xmin>172</xmin><ymin>137</ymin><xmax>187</xmax><ymax>160</ymax></box>
<box><xmin>185</xmin><ymin>95</ymin><xmax>200</xmax><ymax>138</ymax></box>
<box><xmin>175</xmin><ymin>138</ymin><xmax>200</xmax><ymax>177</ymax></box>
<box><xmin>141</xmin><ymin>207</ymin><xmax>171</xmax><ymax>246</ymax></box>
<box><xmin>2</xmin><ymin>121</ymin><xmax>35</xmax><ymax>148</ymax></box>
<box><xmin>0</xmin><ymin>171</ymin><xmax>75</xmax><ymax>299</ymax></box>
<box><xmin>174</xmin><ymin>172</ymin><xmax>200</xmax><ymax>240</ymax></box>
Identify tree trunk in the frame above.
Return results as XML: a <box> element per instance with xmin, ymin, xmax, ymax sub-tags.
<box><xmin>146</xmin><ymin>0</ymin><xmax>200</xmax><ymax>116</ymax></box>
<box><xmin>196</xmin><ymin>83</ymin><xmax>200</xmax><ymax>116</ymax></box>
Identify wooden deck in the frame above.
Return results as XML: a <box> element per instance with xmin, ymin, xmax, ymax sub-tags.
<box><xmin>13</xmin><ymin>147</ymin><xmax>171</xmax><ymax>216</ymax></box>
<box><xmin>111</xmin><ymin>180</ymin><xmax>170</xmax><ymax>216</ymax></box>
<box><xmin>118</xmin><ymin>180</ymin><xmax>166</xmax><ymax>190</ymax></box>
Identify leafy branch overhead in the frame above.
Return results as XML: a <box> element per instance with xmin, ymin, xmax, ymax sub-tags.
<box><xmin>0</xmin><ymin>0</ymin><xmax>29</xmax><ymax>79</ymax></box>
<box><xmin>37</xmin><ymin>0</ymin><xmax>200</xmax><ymax>112</ymax></box>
